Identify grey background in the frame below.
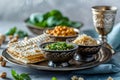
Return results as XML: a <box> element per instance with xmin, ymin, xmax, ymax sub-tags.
<box><xmin>0</xmin><ymin>0</ymin><xmax>120</xmax><ymax>29</ymax></box>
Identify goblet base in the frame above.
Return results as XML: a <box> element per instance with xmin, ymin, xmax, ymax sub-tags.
<box><xmin>74</xmin><ymin>53</ymin><xmax>95</xmax><ymax>62</ymax></box>
<box><xmin>103</xmin><ymin>42</ymin><xmax>115</xmax><ymax>54</ymax></box>
<box><xmin>48</xmin><ymin>61</ymin><xmax>69</xmax><ymax>67</ymax></box>
<box><xmin>99</xmin><ymin>35</ymin><xmax>115</xmax><ymax>54</ymax></box>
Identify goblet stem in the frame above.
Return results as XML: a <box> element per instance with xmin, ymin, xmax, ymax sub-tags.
<box><xmin>99</xmin><ymin>35</ymin><xmax>107</xmax><ymax>43</ymax></box>
<box><xmin>99</xmin><ymin>35</ymin><xmax>115</xmax><ymax>54</ymax></box>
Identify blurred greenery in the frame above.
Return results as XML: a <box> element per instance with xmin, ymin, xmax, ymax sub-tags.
<box><xmin>6</xmin><ymin>27</ymin><xmax>28</xmax><ymax>38</ymax></box>
<box><xmin>26</xmin><ymin>10</ymin><xmax>82</xmax><ymax>28</ymax></box>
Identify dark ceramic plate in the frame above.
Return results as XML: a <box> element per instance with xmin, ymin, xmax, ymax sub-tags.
<box><xmin>2</xmin><ymin>47</ymin><xmax>112</xmax><ymax>71</ymax></box>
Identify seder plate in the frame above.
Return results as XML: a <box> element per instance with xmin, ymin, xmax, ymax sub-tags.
<box><xmin>2</xmin><ymin>47</ymin><xmax>112</xmax><ymax>71</ymax></box>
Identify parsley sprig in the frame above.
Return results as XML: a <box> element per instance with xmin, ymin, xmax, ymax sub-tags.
<box><xmin>11</xmin><ymin>70</ymin><xmax>31</xmax><ymax>80</ymax></box>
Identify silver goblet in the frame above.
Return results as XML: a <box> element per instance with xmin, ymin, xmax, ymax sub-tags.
<box><xmin>92</xmin><ymin>6</ymin><xmax>117</xmax><ymax>54</ymax></box>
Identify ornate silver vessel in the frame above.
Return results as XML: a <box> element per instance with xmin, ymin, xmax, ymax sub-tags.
<box><xmin>92</xmin><ymin>6</ymin><xmax>117</xmax><ymax>54</ymax></box>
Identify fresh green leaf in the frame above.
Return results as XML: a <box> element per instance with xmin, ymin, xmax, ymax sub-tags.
<box><xmin>11</xmin><ymin>69</ymin><xmax>20</xmax><ymax>80</ymax></box>
<box><xmin>51</xmin><ymin>77</ymin><xmax>58</xmax><ymax>80</ymax></box>
<box><xmin>43</xmin><ymin>12</ymin><xmax>51</xmax><ymax>20</ymax></box>
<box><xmin>11</xmin><ymin>70</ymin><xmax>31</xmax><ymax>80</ymax></box>
<box><xmin>6</xmin><ymin>27</ymin><xmax>17</xmax><ymax>35</ymax></box>
<box><xmin>34</xmin><ymin>15</ymin><xmax>44</xmax><ymax>23</ymax></box>
<box><xmin>56</xmin><ymin>19</ymin><xmax>70</xmax><ymax>27</ymax></box>
<box><xmin>15</xmin><ymin>30</ymin><xmax>28</xmax><ymax>38</ymax></box>
<box><xmin>34</xmin><ymin>20</ymin><xmax>48</xmax><ymax>27</ymax></box>
<box><xmin>49</xmin><ymin>10</ymin><xmax>62</xmax><ymax>19</ymax></box>
<box><xmin>6</xmin><ymin>27</ymin><xmax>28</xmax><ymax>38</ymax></box>
<box><xmin>26</xmin><ymin>9</ymin><xmax>83</xmax><ymax>28</ymax></box>
<box><xmin>47</xmin><ymin>16</ymin><xmax>59</xmax><ymax>27</ymax></box>
<box><xmin>68</xmin><ymin>21</ymin><xmax>82</xmax><ymax>28</ymax></box>
<box><xmin>20</xmin><ymin>73</ymin><xmax>31</xmax><ymax>80</ymax></box>
<box><xmin>29</xmin><ymin>13</ymin><xmax>44</xmax><ymax>24</ymax></box>
<box><xmin>62</xmin><ymin>17</ymin><xmax>69</xmax><ymax>21</ymax></box>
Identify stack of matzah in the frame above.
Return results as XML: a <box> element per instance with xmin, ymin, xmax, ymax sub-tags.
<box><xmin>7</xmin><ymin>34</ymin><xmax>53</xmax><ymax>63</ymax></box>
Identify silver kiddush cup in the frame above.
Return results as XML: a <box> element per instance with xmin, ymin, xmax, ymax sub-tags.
<box><xmin>92</xmin><ymin>6</ymin><xmax>117</xmax><ymax>54</ymax></box>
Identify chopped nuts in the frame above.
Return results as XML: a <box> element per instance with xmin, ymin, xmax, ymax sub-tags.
<box><xmin>8</xmin><ymin>35</ymin><xmax>13</xmax><ymax>40</ymax></box>
<box><xmin>107</xmin><ymin>76</ymin><xmax>114</xmax><ymax>80</ymax></box>
<box><xmin>35</xmin><ymin>49</ymin><xmax>41</xmax><ymax>52</ymax></box>
<box><xmin>71</xmin><ymin>76</ymin><xmax>78</xmax><ymax>80</ymax></box>
<box><xmin>78</xmin><ymin>77</ymin><xmax>84</xmax><ymax>80</ymax></box>
<box><xmin>0</xmin><ymin>33</ymin><xmax>6</xmax><ymax>42</ymax></box>
<box><xmin>0</xmin><ymin>33</ymin><xmax>6</xmax><ymax>46</ymax></box>
<box><xmin>15</xmin><ymin>35</ymin><xmax>19</xmax><ymax>39</ymax></box>
<box><xmin>0</xmin><ymin>56</ymin><xmax>6</xmax><ymax>67</ymax></box>
<box><xmin>1</xmin><ymin>61</ymin><xmax>6</xmax><ymax>67</ymax></box>
<box><xmin>71</xmin><ymin>76</ymin><xmax>84</xmax><ymax>80</ymax></box>
<box><xmin>0</xmin><ymin>56</ymin><xmax>3</xmax><ymax>61</ymax></box>
<box><xmin>9</xmin><ymin>37</ymin><xmax>18</xmax><ymax>43</ymax></box>
<box><xmin>0</xmin><ymin>72</ymin><xmax>7</xmax><ymax>78</ymax></box>
<box><xmin>24</xmin><ymin>37</ymin><xmax>28</xmax><ymax>41</ymax></box>
<box><xmin>71</xmin><ymin>76</ymin><xmax>114</xmax><ymax>80</ymax></box>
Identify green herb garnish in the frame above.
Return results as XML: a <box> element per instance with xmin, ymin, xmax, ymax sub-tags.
<box><xmin>11</xmin><ymin>69</ymin><xmax>31</xmax><ymax>80</ymax></box>
<box><xmin>45</xmin><ymin>42</ymin><xmax>74</xmax><ymax>50</ymax></box>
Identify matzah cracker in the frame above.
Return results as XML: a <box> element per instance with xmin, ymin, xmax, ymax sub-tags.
<box><xmin>7</xmin><ymin>34</ymin><xmax>53</xmax><ymax>63</ymax></box>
